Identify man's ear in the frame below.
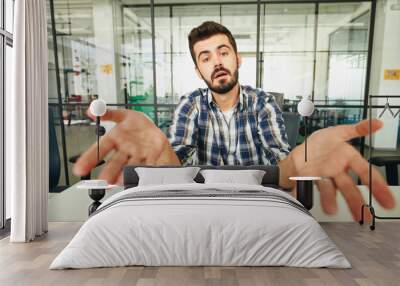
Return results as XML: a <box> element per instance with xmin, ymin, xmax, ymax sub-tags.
<box><xmin>237</xmin><ymin>53</ymin><xmax>242</xmax><ymax>68</ymax></box>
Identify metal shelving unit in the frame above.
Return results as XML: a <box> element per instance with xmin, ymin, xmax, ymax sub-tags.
<box><xmin>360</xmin><ymin>94</ymin><xmax>400</xmax><ymax>230</ymax></box>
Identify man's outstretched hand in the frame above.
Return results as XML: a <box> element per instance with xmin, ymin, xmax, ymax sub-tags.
<box><xmin>75</xmin><ymin>109</ymin><xmax>395</xmax><ymax>222</ymax></box>
<box><xmin>284</xmin><ymin>119</ymin><xmax>395</xmax><ymax>221</ymax></box>
<box><xmin>73</xmin><ymin>109</ymin><xmax>180</xmax><ymax>185</ymax></box>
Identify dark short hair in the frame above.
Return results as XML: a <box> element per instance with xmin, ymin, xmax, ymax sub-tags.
<box><xmin>188</xmin><ymin>21</ymin><xmax>237</xmax><ymax>65</ymax></box>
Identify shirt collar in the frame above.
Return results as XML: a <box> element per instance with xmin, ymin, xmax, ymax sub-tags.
<box><xmin>206</xmin><ymin>85</ymin><xmax>247</xmax><ymax>111</ymax></box>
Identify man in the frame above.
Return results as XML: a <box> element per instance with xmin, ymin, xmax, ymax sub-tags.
<box><xmin>169</xmin><ymin>22</ymin><xmax>289</xmax><ymax>167</ymax></box>
<box><xmin>74</xmin><ymin>22</ymin><xmax>395</xmax><ymax>222</ymax></box>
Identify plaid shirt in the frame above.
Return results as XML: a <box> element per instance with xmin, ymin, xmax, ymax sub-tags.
<box><xmin>168</xmin><ymin>85</ymin><xmax>290</xmax><ymax>166</ymax></box>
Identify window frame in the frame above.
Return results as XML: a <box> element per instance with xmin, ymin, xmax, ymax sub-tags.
<box><xmin>0</xmin><ymin>0</ymin><xmax>14</xmax><ymax>232</ymax></box>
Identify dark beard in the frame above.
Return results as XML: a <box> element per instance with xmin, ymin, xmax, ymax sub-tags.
<box><xmin>203</xmin><ymin>69</ymin><xmax>239</xmax><ymax>94</ymax></box>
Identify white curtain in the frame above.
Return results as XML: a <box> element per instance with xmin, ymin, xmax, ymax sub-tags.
<box><xmin>7</xmin><ymin>0</ymin><xmax>48</xmax><ymax>242</ymax></box>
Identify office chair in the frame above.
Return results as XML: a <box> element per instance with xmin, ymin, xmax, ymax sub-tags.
<box><xmin>48</xmin><ymin>107</ymin><xmax>105</xmax><ymax>192</ymax></box>
<box><xmin>49</xmin><ymin>107</ymin><xmax>68</xmax><ymax>193</ymax></box>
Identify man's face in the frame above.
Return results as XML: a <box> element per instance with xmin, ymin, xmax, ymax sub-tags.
<box><xmin>193</xmin><ymin>34</ymin><xmax>241</xmax><ymax>94</ymax></box>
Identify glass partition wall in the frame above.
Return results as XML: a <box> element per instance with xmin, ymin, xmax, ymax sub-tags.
<box><xmin>47</xmin><ymin>0</ymin><xmax>374</xmax><ymax>189</ymax></box>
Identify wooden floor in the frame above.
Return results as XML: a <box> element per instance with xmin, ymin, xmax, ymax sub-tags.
<box><xmin>0</xmin><ymin>222</ymin><xmax>399</xmax><ymax>286</ymax></box>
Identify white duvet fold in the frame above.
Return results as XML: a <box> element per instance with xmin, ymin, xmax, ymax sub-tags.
<box><xmin>50</xmin><ymin>183</ymin><xmax>351</xmax><ymax>269</ymax></box>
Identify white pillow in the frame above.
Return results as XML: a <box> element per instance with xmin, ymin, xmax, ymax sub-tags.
<box><xmin>135</xmin><ymin>167</ymin><xmax>200</xmax><ymax>186</ymax></box>
<box><xmin>200</xmin><ymin>169</ymin><xmax>266</xmax><ymax>185</ymax></box>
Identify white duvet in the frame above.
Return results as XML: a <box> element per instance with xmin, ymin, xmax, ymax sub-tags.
<box><xmin>50</xmin><ymin>183</ymin><xmax>351</xmax><ymax>269</ymax></box>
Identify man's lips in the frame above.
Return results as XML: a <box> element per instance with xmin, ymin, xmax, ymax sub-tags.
<box><xmin>213</xmin><ymin>70</ymin><xmax>229</xmax><ymax>80</ymax></box>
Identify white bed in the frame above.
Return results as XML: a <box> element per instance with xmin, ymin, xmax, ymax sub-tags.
<box><xmin>50</xmin><ymin>183</ymin><xmax>351</xmax><ymax>269</ymax></box>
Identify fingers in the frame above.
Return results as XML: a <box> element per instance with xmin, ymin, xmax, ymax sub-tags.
<box><xmin>97</xmin><ymin>151</ymin><xmax>129</xmax><ymax>184</ymax></box>
<box><xmin>86</xmin><ymin>108</ymin><xmax>130</xmax><ymax>123</ymax></box>
<box><xmin>328</xmin><ymin>119</ymin><xmax>383</xmax><ymax>142</ymax></box>
<box><xmin>73</xmin><ymin>135</ymin><xmax>115</xmax><ymax>176</ymax></box>
<box><xmin>334</xmin><ymin>173</ymin><xmax>368</xmax><ymax>221</ymax></box>
<box><xmin>316</xmin><ymin>178</ymin><xmax>337</xmax><ymax>214</ymax></box>
<box><xmin>105</xmin><ymin>153</ymin><xmax>151</xmax><ymax>184</ymax></box>
<box><xmin>115</xmin><ymin>172</ymin><xmax>124</xmax><ymax>186</ymax></box>
<box><xmin>317</xmin><ymin>177</ymin><xmax>372</xmax><ymax>222</ymax></box>
<box><xmin>354</xmin><ymin>119</ymin><xmax>383</xmax><ymax>136</ymax></box>
<box><xmin>115</xmin><ymin>156</ymin><xmax>148</xmax><ymax>186</ymax></box>
<box><xmin>345</xmin><ymin>145</ymin><xmax>395</xmax><ymax>209</ymax></box>
<box><xmin>97</xmin><ymin>145</ymin><xmax>148</xmax><ymax>184</ymax></box>
<box><xmin>301</xmin><ymin>143</ymin><xmax>395</xmax><ymax>211</ymax></box>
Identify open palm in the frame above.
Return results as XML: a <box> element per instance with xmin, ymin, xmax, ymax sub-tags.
<box><xmin>73</xmin><ymin>109</ymin><xmax>180</xmax><ymax>185</ymax></box>
<box><xmin>290</xmin><ymin>119</ymin><xmax>395</xmax><ymax>221</ymax></box>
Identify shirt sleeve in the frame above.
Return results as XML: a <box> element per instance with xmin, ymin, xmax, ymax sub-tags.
<box><xmin>168</xmin><ymin>94</ymin><xmax>199</xmax><ymax>166</ymax></box>
<box><xmin>257</xmin><ymin>93</ymin><xmax>291</xmax><ymax>164</ymax></box>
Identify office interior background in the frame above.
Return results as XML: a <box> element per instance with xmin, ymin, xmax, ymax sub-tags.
<box><xmin>1</xmin><ymin>0</ymin><xmax>399</xmax><ymax>223</ymax></box>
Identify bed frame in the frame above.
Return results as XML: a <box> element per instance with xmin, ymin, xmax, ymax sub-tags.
<box><xmin>122</xmin><ymin>165</ymin><xmax>314</xmax><ymax>211</ymax></box>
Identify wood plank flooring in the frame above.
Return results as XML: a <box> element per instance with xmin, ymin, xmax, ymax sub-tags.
<box><xmin>0</xmin><ymin>222</ymin><xmax>399</xmax><ymax>286</ymax></box>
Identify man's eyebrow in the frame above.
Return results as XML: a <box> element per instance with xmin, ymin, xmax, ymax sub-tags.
<box><xmin>197</xmin><ymin>44</ymin><xmax>232</xmax><ymax>60</ymax></box>
<box><xmin>197</xmin><ymin>50</ymin><xmax>210</xmax><ymax>60</ymax></box>
<box><xmin>217</xmin><ymin>44</ymin><xmax>231</xmax><ymax>50</ymax></box>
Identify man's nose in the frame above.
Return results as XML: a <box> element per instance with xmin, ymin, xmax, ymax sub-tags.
<box><xmin>213</xmin><ymin>54</ymin><xmax>223</xmax><ymax>67</ymax></box>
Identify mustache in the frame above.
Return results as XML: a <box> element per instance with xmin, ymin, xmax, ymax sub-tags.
<box><xmin>211</xmin><ymin>67</ymin><xmax>230</xmax><ymax>80</ymax></box>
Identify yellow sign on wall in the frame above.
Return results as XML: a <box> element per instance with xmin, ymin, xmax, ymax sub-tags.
<box><xmin>100</xmin><ymin>64</ymin><xmax>113</xmax><ymax>75</ymax></box>
<box><xmin>384</xmin><ymin>69</ymin><xmax>400</xmax><ymax>80</ymax></box>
